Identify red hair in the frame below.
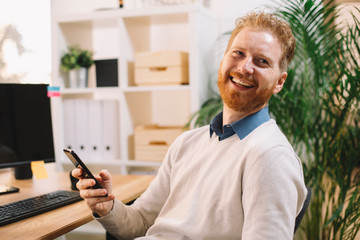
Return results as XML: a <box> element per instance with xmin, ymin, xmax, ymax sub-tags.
<box><xmin>226</xmin><ymin>10</ymin><xmax>296</xmax><ymax>70</ymax></box>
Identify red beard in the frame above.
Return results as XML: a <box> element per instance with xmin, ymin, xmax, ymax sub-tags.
<box><xmin>217</xmin><ymin>70</ymin><xmax>275</xmax><ymax>113</ymax></box>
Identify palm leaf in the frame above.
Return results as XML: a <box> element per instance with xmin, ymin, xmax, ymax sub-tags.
<box><xmin>271</xmin><ymin>0</ymin><xmax>360</xmax><ymax>239</ymax></box>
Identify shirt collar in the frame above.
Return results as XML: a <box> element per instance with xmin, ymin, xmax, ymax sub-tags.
<box><xmin>210</xmin><ymin>106</ymin><xmax>270</xmax><ymax>140</ymax></box>
<box><xmin>210</xmin><ymin>112</ymin><xmax>224</xmax><ymax>137</ymax></box>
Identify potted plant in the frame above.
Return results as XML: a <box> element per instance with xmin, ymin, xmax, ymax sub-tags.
<box><xmin>60</xmin><ymin>45</ymin><xmax>94</xmax><ymax>88</ymax></box>
<box><xmin>271</xmin><ymin>1</ymin><xmax>360</xmax><ymax>239</ymax></box>
<box><xmin>188</xmin><ymin>1</ymin><xmax>360</xmax><ymax>239</ymax></box>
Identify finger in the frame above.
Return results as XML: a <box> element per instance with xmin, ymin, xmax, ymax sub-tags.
<box><xmin>86</xmin><ymin>195</ymin><xmax>115</xmax><ymax>212</ymax></box>
<box><xmin>87</xmin><ymin>194</ymin><xmax>115</xmax><ymax>205</ymax></box>
<box><xmin>76</xmin><ymin>178</ymin><xmax>96</xmax><ymax>190</ymax></box>
<box><xmin>88</xmin><ymin>195</ymin><xmax>115</xmax><ymax>204</ymax></box>
<box><xmin>72</xmin><ymin>168</ymin><xmax>84</xmax><ymax>179</ymax></box>
<box><xmin>80</xmin><ymin>188</ymin><xmax>108</xmax><ymax>198</ymax></box>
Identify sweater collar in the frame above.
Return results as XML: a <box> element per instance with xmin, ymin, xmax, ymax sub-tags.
<box><xmin>210</xmin><ymin>106</ymin><xmax>270</xmax><ymax>140</ymax></box>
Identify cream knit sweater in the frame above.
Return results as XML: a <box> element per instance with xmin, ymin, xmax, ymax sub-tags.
<box><xmin>97</xmin><ymin>119</ymin><xmax>307</xmax><ymax>240</ymax></box>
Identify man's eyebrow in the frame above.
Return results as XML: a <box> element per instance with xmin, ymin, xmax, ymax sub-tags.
<box><xmin>228</xmin><ymin>46</ymin><xmax>248</xmax><ymax>54</ymax></box>
<box><xmin>255</xmin><ymin>52</ymin><xmax>274</xmax><ymax>63</ymax></box>
<box><xmin>228</xmin><ymin>46</ymin><xmax>276</xmax><ymax>64</ymax></box>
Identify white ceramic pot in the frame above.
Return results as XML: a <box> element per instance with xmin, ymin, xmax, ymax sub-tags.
<box><xmin>68</xmin><ymin>68</ymin><xmax>88</xmax><ymax>88</ymax></box>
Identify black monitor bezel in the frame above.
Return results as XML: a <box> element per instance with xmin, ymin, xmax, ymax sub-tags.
<box><xmin>0</xmin><ymin>83</ymin><xmax>56</xmax><ymax>170</ymax></box>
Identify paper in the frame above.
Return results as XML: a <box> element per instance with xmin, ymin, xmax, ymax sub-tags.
<box><xmin>63</xmin><ymin>99</ymin><xmax>77</xmax><ymax>151</ymax></box>
<box><xmin>31</xmin><ymin>161</ymin><xmax>48</xmax><ymax>180</ymax></box>
<box><xmin>74</xmin><ymin>99</ymin><xmax>89</xmax><ymax>157</ymax></box>
<box><xmin>88</xmin><ymin>99</ymin><xmax>103</xmax><ymax>160</ymax></box>
<box><xmin>102</xmin><ymin>100</ymin><xmax>119</xmax><ymax>159</ymax></box>
<box><xmin>47</xmin><ymin>86</ymin><xmax>60</xmax><ymax>97</ymax></box>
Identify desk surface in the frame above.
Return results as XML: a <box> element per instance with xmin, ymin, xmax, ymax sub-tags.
<box><xmin>0</xmin><ymin>164</ymin><xmax>154</xmax><ymax>240</ymax></box>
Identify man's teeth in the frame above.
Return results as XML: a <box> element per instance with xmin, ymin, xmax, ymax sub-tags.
<box><xmin>231</xmin><ymin>77</ymin><xmax>254</xmax><ymax>88</ymax></box>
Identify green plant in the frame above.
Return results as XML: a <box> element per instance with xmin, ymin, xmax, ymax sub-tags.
<box><xmin>270</xmin><ymin>1</ymin><xmax>360</xmax><ymax>239</ymax></box>
<box><xmin>186</xmin><ymin>91</ymin><xmax>223</xmax><ymax>128</ymax></box>
<box><xmin>187</xmin><ymin>1</ymin><xmax>360</xmax><ymax>239</ymax></box>
<box><xmin>60</xmin><ymin>46</ymin><xmax>93</xmax><ymax>72</ymax></box>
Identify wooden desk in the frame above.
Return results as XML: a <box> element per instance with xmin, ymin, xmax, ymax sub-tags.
<box><xmin>0</xmin><ymin>164</ymin><xmax>154</xmax><ymax>240</ymax></box>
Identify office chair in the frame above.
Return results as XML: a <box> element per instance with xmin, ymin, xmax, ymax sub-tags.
<box><xmin>106</xmin><ymin>186</ymin><xmax>312</xmax><ymax>239</ymax></box>
<box><xmin>294</xmin><ymin>185</ymin><xmax>312</xmax><ymax>233</ymax></box>
<box><xmin>106</xmin><ymin>231</ymin><xmax>117</xmax><ymax>240</ymax></box>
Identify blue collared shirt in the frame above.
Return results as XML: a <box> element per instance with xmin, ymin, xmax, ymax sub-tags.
<box><xmin>210</xmin><ymin>107</ymin><xmax>271</xmax><ymax>141</ymax></box>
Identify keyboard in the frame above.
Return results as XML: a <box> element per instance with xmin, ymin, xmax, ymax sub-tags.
<box><xmin>0</xmin><ymin>190</ymin><xmax>83</xmax><ymax>226</ymax></box>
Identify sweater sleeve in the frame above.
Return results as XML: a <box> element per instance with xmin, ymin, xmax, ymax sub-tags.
<box><xmin>95</xmin><ymin>135</ymin><xmax>179</xmax><ymax>239</ymax></box>
<box><xmin>241</xmin><ymin>145</ymin><xmax>307</xmax><ymax>240</ymax></box>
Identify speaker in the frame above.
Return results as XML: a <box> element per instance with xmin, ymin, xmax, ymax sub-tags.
<box><xmin>95</xmin><ymin>59</ymin><xmax>118</xmax><ymax>87</ymax></box>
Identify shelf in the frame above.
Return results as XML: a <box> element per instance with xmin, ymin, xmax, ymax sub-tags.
<box><xmin>54</xmin><ymin>4</ymin><xmax>210</xmax><ymax>23</ymax></box>
<box><xmin>60</xmin><ymin>158</ymin><xmax>122</xmax><ymax>165</ymax></box>
<box><xmin>60</xmin><ymin>86</ymin><xmax>191</xmax><ymax>98</ymax></box>
<box><xmin>123</xmin><ymin>85</ymin><xmax>191</xmax><ymax>92</ymax></box>
<box><xmin>61</xmin><ymin>87</ymin><xmax>122</xmax><ymax>95</ymax></box>
<box><xmin>124</xmin><ymin>160</ymin><xmax>162</xmax><ymax>168</ymax></box>
<box><xmin>60</xmin><ymin>158</ymin><xmax>162</xmax><ymax>168</ymax></box>
<box><xmin>52</xmin><ymin>0</ymin><xmax>218</xmax><ymax>175</ymax></box>
<box><xmin>60</xmin><ymin>88</ymin><xmax>95</xmax><ymax>95</ymax></box>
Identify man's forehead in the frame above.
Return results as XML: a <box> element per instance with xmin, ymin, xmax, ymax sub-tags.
<box><xmin>235</xmin><ymin>27</ymin><xmax>277</xmax><ymax>42</ymax></box>
<box><xmin>232</xmin><ymin>28</ymin><xmax>281</xmax><ymax>52</ymax></box>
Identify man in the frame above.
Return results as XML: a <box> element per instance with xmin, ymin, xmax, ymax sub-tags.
<box><xmin>73</xmin><ymin>10</ymin><xmax>307</xmax><ymax>239</ymax></box>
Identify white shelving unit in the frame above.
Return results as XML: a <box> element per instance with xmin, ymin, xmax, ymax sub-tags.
<box><xmin>51</xmin><ymin>0</ymin><xmax>219</xmax><ymax>174</ymax></box>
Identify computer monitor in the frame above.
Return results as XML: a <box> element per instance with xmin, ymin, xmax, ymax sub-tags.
<box><xmin>0</xmin><ymin>83</ymin><xmax>55</xmax><ymax>180</ymax></box>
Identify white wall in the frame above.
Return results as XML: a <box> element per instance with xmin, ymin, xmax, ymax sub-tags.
<box><xmin>0</xmin><ymin>0</ymin><xmax>51</xmax><ymax>84</ymax></box>
<box><xmin>51</xmin><ymin>0</ymin><xmax>270</xmax><ymax>33</ymax></box>
<box><xmin>209</xmin><ymin>0</ymin><xmax>269</xmax><ymax>33</ymax></box>
<box><xmin>0</xmin><ymin>0</ymin><xmax>269</xmax><ymax>84</ymax></box>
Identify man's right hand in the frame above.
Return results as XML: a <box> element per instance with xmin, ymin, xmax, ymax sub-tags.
<box><xmin>72</xmin><ymin>168</ymin><xmax>116</xmax><ymax>217</ymax></box>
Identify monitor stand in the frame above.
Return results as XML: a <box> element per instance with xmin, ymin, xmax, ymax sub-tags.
<box><xmin>14</xmin><ymin>164</ymin><xmax>33</xmax><ymax>180</ymax></box>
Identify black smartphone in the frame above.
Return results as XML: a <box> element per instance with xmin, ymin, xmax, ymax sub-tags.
<box><xmin>63</xmin><ymin>148</ymin><xmax>107</xmax><ymax>196</ymax></box>
<box><xmin>0</xmin><ymin>184</ymin><xmax>19</xmax><ymax>195</ymax></box>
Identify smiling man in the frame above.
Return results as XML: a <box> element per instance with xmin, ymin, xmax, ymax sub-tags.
<box><xmin>73</xmin><ymin>10</ymin><xmax>307</xmax><ymax>240</ymax></box>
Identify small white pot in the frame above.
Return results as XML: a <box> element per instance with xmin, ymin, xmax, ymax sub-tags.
<box><xmin>68</xmin><ymin>68</ymin><xmax>88</xmax><ymax>88</ymax></box>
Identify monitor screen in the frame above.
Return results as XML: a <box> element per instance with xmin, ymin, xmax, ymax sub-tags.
<box><xmin>0</xmin><ymin>83</ymin><xmax>55</xmax><ymax>168</ymax></box>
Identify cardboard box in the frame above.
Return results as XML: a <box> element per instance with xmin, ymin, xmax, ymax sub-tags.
<box><xmin>134</xmin><ymin>51</ymin><xmax>189</xmax><ymax>86</ymax></box>
<box><xmin>134</xmin><ymin>125</ymin><xmax>184</xmax><ymax>162</ymax></box>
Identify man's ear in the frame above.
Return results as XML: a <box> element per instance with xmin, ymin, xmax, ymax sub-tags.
<box><xmin>273</xmin><ymin>72</ymin><xmax>287</xmax><ymax>94</ymax></box>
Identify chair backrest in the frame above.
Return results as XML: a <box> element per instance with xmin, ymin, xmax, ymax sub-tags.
<box><xmin>294</xmin><ymin>185</ymin><xmax>312</xmax><ymax>233</ymax></box>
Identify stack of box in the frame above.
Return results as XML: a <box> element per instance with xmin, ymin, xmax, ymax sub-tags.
<box><xmin>134</xmin><ymin>125</ymin><xmax>184</xmax><ymax>162</ymax></box>
<box><xmin>134</xmin><ymin>51</ymin><xmax>189</xmax><ymax>86</ymax></box>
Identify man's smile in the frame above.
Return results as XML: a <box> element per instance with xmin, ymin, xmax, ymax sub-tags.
<box><xmin>229</xmin><ymin>76</ymin><xmax>255</xmax><ymax>88</ymax></box>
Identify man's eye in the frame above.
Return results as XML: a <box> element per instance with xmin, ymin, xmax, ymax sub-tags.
<box><xmin>236</xmin><ymin>51</ymin><xmax>245</xmax><ymax>56</ymax></box>
<box><xmin>257</xmin><ymin>58</ymin><xmax>269</xmax><ymax>65</ymax></box>
<box><xmin>232</xmin><ymin>51</ymin><xmax>245</xmax><ymax>58</ymax></box>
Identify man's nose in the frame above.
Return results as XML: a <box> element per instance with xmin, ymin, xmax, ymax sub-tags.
<box><xmin>238</xmin><ymin>57</ymin><xmax>254</xmax><ymax>75</ymax></box>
